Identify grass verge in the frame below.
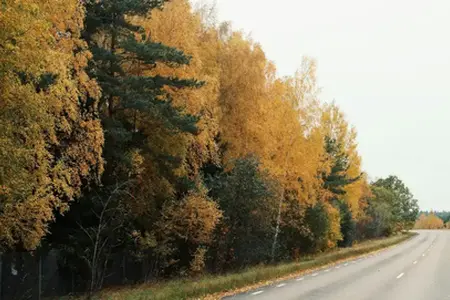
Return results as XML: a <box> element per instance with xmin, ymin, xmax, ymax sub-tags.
<box><xmin>89</xmin><ymin>232</ymin><xmax>417</xmax><ymax>300</ymax></box>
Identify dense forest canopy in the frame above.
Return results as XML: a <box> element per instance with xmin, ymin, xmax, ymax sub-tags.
<box><xmin>0</xmin><ymin>0</ymin><xmax>421</xmax><ymax>295</ymax></box>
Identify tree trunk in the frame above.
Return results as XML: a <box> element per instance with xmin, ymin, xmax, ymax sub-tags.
<box><xmin>271</xmin><ymin>190</ymin><xmax>284</xmax><ymax>261</ymax></box>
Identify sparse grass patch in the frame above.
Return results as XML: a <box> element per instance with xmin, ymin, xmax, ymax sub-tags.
<box><xmin>75</xmin><ymin>232</ymin><xmax>416</xmax><ymax>300</ymax></box>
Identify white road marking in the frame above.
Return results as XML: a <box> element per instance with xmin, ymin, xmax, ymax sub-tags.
<box><xmin>422</xmin><ymin>253</ymin><xmax>426</xmax><ymax>257</ymax></box>
<box><xmin>252</xmin><ymin>291</ymin><xmax>264</xmax><ymax>296</ymax></box>
<box><xmin>296</xmin><ymin>277</ymin><xmax>304</xmax><ymax>281</ymax></box>
<box><xmin>413</xmin><ymin>261</ymin><xmax>418</xmax><ymax>264</ymax></box>
<box><xmin>276</xmin><ymin>283</ymin><xmax>286</xmax><ymax>288</ymax></box>
<box><xmin>397</xmin><ymin>273</ymin><xmax>405</xmax><ymax>279</ymax></box>
<box><xmin>312</xmin><ymin>273</ymin><xmax>319</xmax><ymax>277</ymax></box>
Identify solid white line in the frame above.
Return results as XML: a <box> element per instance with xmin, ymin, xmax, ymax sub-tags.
<box><xmin>296</xmin><ymin>277</ymin><xmax>304</xmax><ymax>281</ymax></box>
<box><xmin>413</xmin><ymin>261</ymin><xmax>418</xmax><ymax>264</ymax></box>
<box><xmin>312</xmin><ymin>273</ymin><xmax>319</xmax><ymax>277</ymax></box>
<box><xmin>396</xmin><ymin>273</ymin><xmax>405</xmax><ymax>279</ymax></box>
<box><xmin>276</xmin><ymin>283</ymin><xmax>286</xmax><ymax>288</ymax></box>
<box><xmin>252</xmin><ymin>291</ymin><xmax>264</xmax><ymax>296</ymax></box>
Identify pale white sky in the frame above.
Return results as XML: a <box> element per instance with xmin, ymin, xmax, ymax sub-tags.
<box><xmin>193</xmin><ymin>0</ymin><xmax>450</xmax><ymax>211</ymax></box>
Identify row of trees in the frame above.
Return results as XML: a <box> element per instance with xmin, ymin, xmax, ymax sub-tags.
<box><xmin>0</xmin><ymin>0</ymin><xmax>419</xmax><ymax>295</ymax></box>
<box><xmin>415</xmin><ymin>211</ymin><xmax>450</xmax><ymax>229</ymax></box>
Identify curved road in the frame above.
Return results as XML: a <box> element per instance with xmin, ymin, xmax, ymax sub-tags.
<box><xmin>225</xmin><ymin>230</ymin><xmax>450</xmax><ymax>300</ymax></box>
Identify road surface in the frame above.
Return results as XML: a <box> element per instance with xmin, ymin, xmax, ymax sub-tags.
<box><xmin>225</xmin><ymin>230</ymin><xmax>450</xmax><ymax>300</ymax></box>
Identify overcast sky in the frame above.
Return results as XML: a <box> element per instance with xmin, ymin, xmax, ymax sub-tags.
<box><xmin>193</xmin><ymin>0</ymin><xmax>450</xmax><ymax>211</ymax></box>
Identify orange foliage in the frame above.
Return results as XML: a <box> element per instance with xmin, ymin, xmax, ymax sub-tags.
<box><xmin>414</xmin><ymin>213</ymin><xmax>444</xmax><ymax>229</ymax></box>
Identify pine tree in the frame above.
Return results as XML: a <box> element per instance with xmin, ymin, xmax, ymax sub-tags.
<box><xmin>49</xmin><ymin>1</ymin><xmax>204</xmax><ymax>290</ymax></box>
<box><xmin>82</xmin><ymin>0</ymin><xmax>201</xmax><ymax>184</ymax></box>
<box><xmin>321</xmin><ymin>130</ymin><xmax>361</xmax><ymax>248</ymax></box>
<box><xmin>322</xmin><ymin>136</ymin><xmax>361</xmax><ymax>195</ymax></box>
<box><xmin>337</xmin><ymin>201</ymin><xmax>356</xmax><ymax>247</ymax></box>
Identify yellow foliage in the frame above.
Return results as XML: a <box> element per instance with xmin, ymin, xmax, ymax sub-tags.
<box><xmin>159</xmin><ymin>189</ymin><xmax>222</xmax><ymax>245</ymax></box>
<box><xmin>414</xmin><ymin>213</ymin><xmax>444</xmax><ymax>229</ymax></box>
<box><xmin>0</xmin><ymin>0</ymin><xmax>103</xmax><ymax>250</ymax></box>
<box><xmin>190</xmin><ymin>247</ymin><xmax>208</xmax><ymax>275</ymax></box>
<box><xmin>132</xmin><ymin>1</ymin><xmax>352</xmax><ymax>215</ymax></box>
<box><xmin>320</xmin><ymin>103</ymin><xmax>364</xmax><ymax>218</ymax></box>
<box><xmin>217</xmin><ymin>35</ymin><xmax>325</xmax><ymax>206</ymax></box>
<box><xmin>0</xmin><ymin>0</ymin><xmax>370</xmax><ymax>256</ymax></box>
<box><xmin>136</xmin><ymin>0</ymin><xmax>221</xmax><ymax>169</ymax></box>
<box><xmin>325</xmin><ymin>202</ymin><xmax>343</xmax><ymax>248</ymax></box>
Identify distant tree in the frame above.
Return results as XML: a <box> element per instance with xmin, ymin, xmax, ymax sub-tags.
<box><xmin>414</xmin><ymin>213</ymin><xmax>444</xmax><ymax>229</ymax></box>
<box><xmin>432</xmin><ymin>211</ymin><xmax>450</xmax><ymax>223</ymax></box>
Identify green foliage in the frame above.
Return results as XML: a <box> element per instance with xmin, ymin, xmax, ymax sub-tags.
<box><xmin>0</xmin><ymin>0</ymin><xmax>424</xmax><ymax>297</ymax></box>
<box><xmin>320</xmin><ymin>136</ymin><xmax>361</xmax><ymax>249</ymax></box>
<box><xmin>83</xmin><ymin>0</ymin><xmax>202</xmax><ymax>191</ymax></box>
<box><xmin>206</xmin><ymin>156</ymin><xmax>278</xmax><ymax>268</ymax></box>
<box><xmin>322</xmin><ymin>137</ymin><xmax>361</xmax><ymax>195</ymax></box>
<box><xmin>357</xmin><ymin>186</ymin><xmax>396</xmax><ymax>239</ymax></box>
<box><xmin>337</xmin><ymin>201</ymin><xmax>356</xmax><ymax>248</ymax></box>
<box><xmin>372</xmin><ymin>175</ymin><xmax>419</xmax><ymax>230</ymax></box>
<box><xmin>304</xmin><ymin>202</ymin><xmax>331</xmax><ymax>252</ymax></box>
<box><xmin>48</xmin><ymin>0</ymin><xmax>206</xmax><ymax>293</ymax></box>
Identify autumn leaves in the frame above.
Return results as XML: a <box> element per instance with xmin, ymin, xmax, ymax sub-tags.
<box><xmin>0</xmin><ymin>0</ymin><xmax>420</xmax><ymax>293</ymax></box>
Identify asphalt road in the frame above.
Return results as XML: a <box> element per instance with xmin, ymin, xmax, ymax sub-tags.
<box><xmin>225</xmin><ymin>230</ymin><xmax>450</xmax><ymax>300</ymax></box>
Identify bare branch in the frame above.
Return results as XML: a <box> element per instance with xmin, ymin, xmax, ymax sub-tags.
<box><xmin>76</xmin><ymin>222</ymin><xmax>94</xmax><ymax>245</ymax></box>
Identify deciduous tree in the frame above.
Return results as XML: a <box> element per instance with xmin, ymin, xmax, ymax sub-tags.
<box><xmin>0</xmin><ymin>0</ymin><xmax>103</xmax><ymax>250</ymax></box>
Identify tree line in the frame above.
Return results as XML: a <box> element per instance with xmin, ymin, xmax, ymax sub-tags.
<box><xmin>0</xmin><ymin>0</ymin><xmax>419</xmax><ymax>295</ymax></box>
<box><xmin>415</xmin><ymin>211</ymin><xmax>450</xmax><ymax>229</ymax></box>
